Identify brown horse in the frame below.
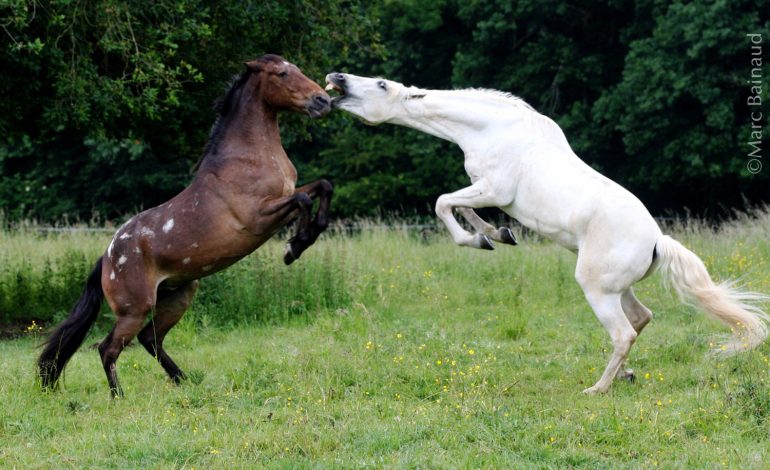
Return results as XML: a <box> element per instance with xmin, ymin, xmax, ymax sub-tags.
<box><xmin>38</xmin><ymin>54</ymin><xmax>333</xmax><ymax>397</ymax></box>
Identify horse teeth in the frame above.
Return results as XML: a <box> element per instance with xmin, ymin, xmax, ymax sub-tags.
<box><xmin>325</xmin><ymin>83</ymin><xmax>334</xmax><ymax>91</ymax></box>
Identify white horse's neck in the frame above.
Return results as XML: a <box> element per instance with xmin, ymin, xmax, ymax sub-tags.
<box><xmin>390</xmin><ymin>89</ymin><xmax>539</xmax><ymax>153</ymax></box>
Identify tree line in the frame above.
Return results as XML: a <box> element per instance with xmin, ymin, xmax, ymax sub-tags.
<box><xmin>1</xmin><ymin>0</ymin><xmax>768</xmax><ymax>222</ymax></box>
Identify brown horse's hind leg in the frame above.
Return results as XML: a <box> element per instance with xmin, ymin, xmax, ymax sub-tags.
<box><xmin>137</xmin><ymin>281</ymin><xmax>199</xmax><ymax>383</ymax></box>
<box><xmin>98</xmin><ymin>306</ymin><xmax>151</xmax><ymax>398</ymax></box>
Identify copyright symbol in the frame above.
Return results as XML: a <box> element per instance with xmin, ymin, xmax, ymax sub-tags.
<box><xmin>747</xmin><ymin>159</ymin><xmax>762</xmax><ymax>174</ymax></box>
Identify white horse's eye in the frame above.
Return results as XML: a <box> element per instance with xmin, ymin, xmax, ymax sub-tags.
<box><xmin>377</xmin><ymin>80</ymin><xmax>387</xmax><ymax>90</ymax></box>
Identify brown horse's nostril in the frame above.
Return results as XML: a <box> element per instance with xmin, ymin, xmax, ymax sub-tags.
<box><xmin>308</xmin><ymin>93</ymin><xmax>331</xmax><ymax>118</ymax></box>
<box><xmin>314</xmin><ymin>95</ymin><xmax>330</xmax><ymax>107</ymax></box>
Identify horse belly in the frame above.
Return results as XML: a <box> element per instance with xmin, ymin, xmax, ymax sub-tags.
<box><xmin>504</xmin><ymin>202</ymin><xmax>580</xmax><ymax>250</ymax></box>
<box><xmin>502</xmin><ymin>169</ymin><xmax>589</xmax><ymax>251</ymax></box>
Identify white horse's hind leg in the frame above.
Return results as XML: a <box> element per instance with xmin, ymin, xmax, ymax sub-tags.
<box><xmin>435</xmin><ymin>181</ymin><xmax>507</xmax><ymax>250</ymax></box>
<box><xmin>456</xmin><ymin>208</ymin><xmax>517</xmax><ymax>245</ymax></box>
<box><xmin>621</xmin><ymin>288</ymin><xmax>653</xmax><ymax>333</ymax></box>
<box><xmin>580</xmin><ymin>289</ymin><xmax>638</xmax><ymax>394</ymax></box>
<box><xmin>614</xmin><ymin>288</ymin><xmax>653</xmax><ymax>381</ymax></box>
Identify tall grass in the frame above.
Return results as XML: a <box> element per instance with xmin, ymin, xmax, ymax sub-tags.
<box><xmin>0</xmin><ymin>226</ymin><xmax>356</xmax><ymax>328</ymax></box>
<box><xmin>2</xmin><ymin>209</ymin><xmax>769</xmax><ymax>328</ymax></box>
<box><xmin>0</xmin><ymin>228</ymin><xmax>107</xmax><ymax>325</ymax></box>
<box><xmin>0</xmin><ymin>209</ymin><xmax>769</xmax><ymax>467</ymax></box>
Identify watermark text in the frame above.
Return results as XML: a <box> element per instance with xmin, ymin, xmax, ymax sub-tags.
<box><xmin>746</xmin><ymin>33</ymin><xmax>763</xmax><ymax>174</ymax></box>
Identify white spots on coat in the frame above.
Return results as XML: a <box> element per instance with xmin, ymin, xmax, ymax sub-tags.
<box><xmin>134</xmin><ymin>247</ymin><xmax>142</xmax><ymax>254</ymax></box>
<box><xmin>191</xmin><ymin>242</ymin><xmax>199</xmax><ymax>249</ymax></box>
<box><xmin>202</xmin><ymin>265</ymin><xmax>213</xmax><ymax>272</ymax></box>
<box><xmin>163</xmin><ymin>219</ymin><xmax>175</xmax><ymax>233</ymax></box>
<box><xmin>113</xmin><ymin>216</ymin><xmax>134</xmax><ymax>244</ymax></box>
<box><xmin>118</xmin><ymin>255</ymin><xmax>127</xmax><ymax>265</ymax></box>
<box><xmin>110</xmin><ymin>271</ymin><xmax>116</xmax><ymax>281</ymax></box>
<box><xmin>140</xmin><ymin>226</ymin><xmax>155</xmax><ymax>238</ymax></box>
<box><xmin>183</xmin><ymin>257</ymin><xmax>191</xmax><ymax>265</ymax></box>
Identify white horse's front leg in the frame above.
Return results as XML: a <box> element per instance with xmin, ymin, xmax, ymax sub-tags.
<box><xmin>435</xmin><ymin>181</ymin><xmax>504</xmax><ymax>250</ymax></box>
<box><xmin>456</xmin><ymin>208</ymin><xmax>517</xmax><ymax>246</ymax></box>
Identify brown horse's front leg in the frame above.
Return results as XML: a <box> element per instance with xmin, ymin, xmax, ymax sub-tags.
<box><xmin>259</xmin><ymin>192</ymin><xmax>315</xmax><ymax>264</ymax></box>
<box><xmin>284</xmin><ymin>179</ymin><xmax>333</xmax><ymax>264</ymax></box>
<box><xmin>295</xmin><ymin>178</ymin><xmax>333</xmax><ymax>233</ymax></box>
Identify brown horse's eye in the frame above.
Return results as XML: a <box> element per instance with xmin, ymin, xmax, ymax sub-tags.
<box><xmin>278</xmin><ymin>71</ymin><xmax>288</xmax><ymax>78</ymax></box>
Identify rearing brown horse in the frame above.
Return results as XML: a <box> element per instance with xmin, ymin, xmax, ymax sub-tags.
<box><xmin>39</xmin><ymin>54</ymin><xmax>333</xmax><ymax>397</ymax></box>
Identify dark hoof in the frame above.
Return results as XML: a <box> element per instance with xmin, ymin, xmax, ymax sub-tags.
<box><xmin>618</xmin><ymin>369</ymin><xmax>636</xmax><ymax>383</ymax></box>
<box><xmin>478</xmin><ymin>234</ymin><xmax>495</xmax><ymax>250</ymax></box>
<box><xmin>171</xmin><ymin>371</ymin><xmax>187</xmax><ymax>385</ymax></box>
<box><xmin>283</xmin><ymin>243</ymin><xmax>297</xmax><ymax>265</ymax></box>
<box><xmin>499</xmin><ymin>227</ymin><xmax>517</xmax><ymax>245</ymax></box>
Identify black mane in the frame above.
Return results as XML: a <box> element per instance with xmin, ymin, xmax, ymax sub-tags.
<box><xmin>193</xmin><ymin>68</ymin><xmax>253</xmax><ymax>171</ymax></box>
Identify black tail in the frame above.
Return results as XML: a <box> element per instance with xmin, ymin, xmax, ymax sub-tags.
<box><xmin>38</xmin><ymin>257</ymin><xmax>104</xmax><ymax>389</ymax></box>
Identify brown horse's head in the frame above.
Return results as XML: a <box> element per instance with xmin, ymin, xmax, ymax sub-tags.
<box><xmin>246</xmin><ymin>55</ymin><xmax>330</xmax><ymax>118</ymax></box>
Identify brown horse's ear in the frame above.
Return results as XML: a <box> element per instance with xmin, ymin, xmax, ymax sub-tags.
<box><xmin>245</xmin><ymin>60</ymin><xmax>261</xmax><ymax>73</ymax></box>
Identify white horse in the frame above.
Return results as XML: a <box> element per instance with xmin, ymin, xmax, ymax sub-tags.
<box><xmin>325</xmin><ymin>72</ymin><xmax>770</xmax><ymax>394</ymax></box>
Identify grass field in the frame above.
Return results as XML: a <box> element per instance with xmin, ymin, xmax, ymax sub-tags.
<box><xmin>1</xmin><ymin>212</ymin><xmax>770</xmax><ymax>468</ymax></box>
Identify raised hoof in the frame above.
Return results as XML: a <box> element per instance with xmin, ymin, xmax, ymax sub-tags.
<box><xmin>477</xmin><ymin>234</ymin><xmax>495</xmax><ymax>250</ymax></box>
<box><xmin>499</xmin><ymin>227</ymin><xmax>518</xmax><ymax>245</ymax></box>
<box><xmin>283</xmin><ymin>243</ymin><xmax>297</xmax><ymax>265</ymax></box>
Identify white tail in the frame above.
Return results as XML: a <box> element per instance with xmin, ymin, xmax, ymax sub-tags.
<box><xmin>655</xmin><ymin>235</ymin><xmax>770</xmax><ymax>355</ymax></box>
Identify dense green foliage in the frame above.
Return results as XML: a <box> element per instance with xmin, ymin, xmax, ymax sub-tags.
<box><xmin>0</xmin><ymin>0</ymin><xmax>377</xmax><ymax>220</ymax></box>
<box><xmin>1</xmin><ymin>212</ymin><xmax>769</xmax><ymax>467</ymax></box>
<box><xmin>1</xmin><ymin>0</ymin><xmax>768</xmax><ymax>221</ymax></box>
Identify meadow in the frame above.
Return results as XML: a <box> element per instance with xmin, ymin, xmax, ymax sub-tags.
<box><xmin>1</xmin><ymin>211</ymin><xmax>769</xmax><ymax>468</ymax></box>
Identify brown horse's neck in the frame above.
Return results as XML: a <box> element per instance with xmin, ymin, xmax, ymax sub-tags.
<box><xmin>233</xmin><ymin>85</ymin><xmax>281</xmax><ymax>145</ymax></box>
<box><xmin>198</xmin><ymin>79</ymin><xmax>282</xmax><ymax>173</ymax></box>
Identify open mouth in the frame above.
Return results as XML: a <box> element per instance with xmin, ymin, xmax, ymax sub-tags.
<box><xmin>324</xmin><ymin>74</ymin><xmax>347</xmax><ymax>106</ymax></box>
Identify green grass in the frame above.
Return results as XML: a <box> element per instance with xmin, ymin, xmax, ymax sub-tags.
<box><xmin>1</xmin><ymin>212</ymin><xmax>770</xmax><ymax>468</ymax></box>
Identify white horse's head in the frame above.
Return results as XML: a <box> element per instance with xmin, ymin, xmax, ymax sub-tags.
<box><xmin>325</xmin><ymin>73</ymin><xmax>424</xmax><ymax>124</ymax></box>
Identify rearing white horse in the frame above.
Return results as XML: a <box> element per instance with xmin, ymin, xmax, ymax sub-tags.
<box><xmin>325</xmin><ymin>72</ymin><xmax>770</xmax><ymax>394</ymax></box>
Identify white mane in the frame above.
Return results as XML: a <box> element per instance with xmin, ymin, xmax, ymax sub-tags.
<box><xmin>394</xmin><ymin>82</ymin><xmax>571</xmax><ymax>153</ymax></box>
<box><xmin>453</xmin><ymin>88</ymin><xmax>536</xmax><ymax>112</ymax></box>
<box><xmin>438</xmin><ymin>88</ymin><xmax>572</xmax><ymax>153</ymax></box>
<box><xmin>405</xmin><ymin>86</ymin><xmax>534</xmax><ymax>111</ymax></box>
